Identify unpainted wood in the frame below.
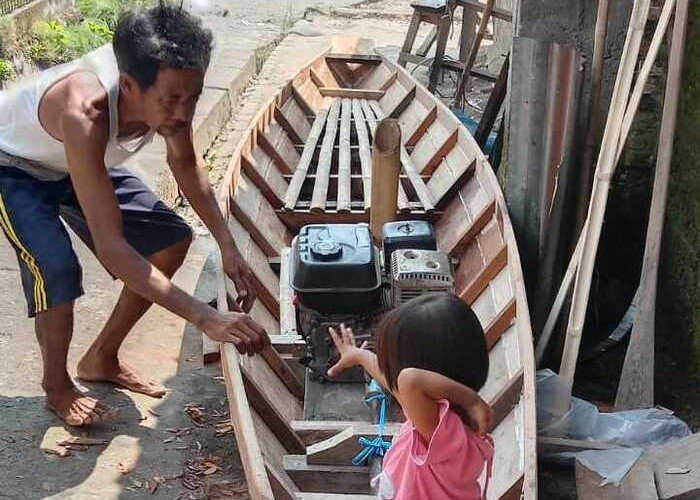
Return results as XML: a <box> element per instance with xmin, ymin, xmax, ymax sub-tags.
<box><xmin>648</xmin><ymin>432</ymin><xmax>700</xmax><ymax>500</ymax></box>
<box><xmin>306</xmin><ymin>424</ymin><xmax>401</xmax><ymax>466</ymax></box>
<box><xmin>285</xmin><ymin>109</ymin><xmax>330</xmax><ymax>211</ymax></box>
<box><xmin>485</xmin><ymin>298</ymin><xmax>517</xmax><ymax>350</ymax></box>
<box><xmin>351</xmin><ymin>99</ymin><xmax>373</xmax><ymax>209</ymax></box>
<box><xmin>318</xmin><ymin>87</ymin><xmax>385</xmax><ymax>99</ymax></box>
<box><xmin>459</xmin><ymin>244</ymin><xmax>508</xmax><ymax>305</ymax></box>
<box><xmin>337</xmin><ymin>98</ymin><xmax>353</xmax><ymax>213</ymax></box>
<box><xmin>311</xmin><ymin>99</ymin><xmax>342</xmax><ymax>213</ymax></box>
<box><xmin>576</xmin><ymin>457</ymin><xmax>658</xmax><ymax>500</ymax></box>
<box><xmin>284</xmin><ymin>455</ymin><xmax>371</xmax><ymax>494</ymax></box>
<box><xmin>616</xmin><ymin>0</ymin><xmax>687</xmax><ymax>411</ymax></box>
<box><xmin>241</xmin><ymin>154</ymin><xmax>285</xmax><ymax>209</ymax></box>
<box><xmin>279</xmin><ymin>248</ymin><xmax>297</xmax><ymax>336</ymax></box>
<box><xmin>368</xmin><ymin>116</ymin><xmax>402</xmax><ymax>241</ymax></box>
<box><xmin>420</xmin><ymin>128</ymin><xmax>459</xmax><ymax>176</ymax></box>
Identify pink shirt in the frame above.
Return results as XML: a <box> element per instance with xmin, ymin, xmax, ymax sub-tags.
<box><xmin>378</xmin><ymin>400</ymin><xmax>494</xmax><ymax>500</ymax></box>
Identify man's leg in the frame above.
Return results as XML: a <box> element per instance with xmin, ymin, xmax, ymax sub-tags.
<box><xmin>77</xmin><ymin>235</ymin><xmax>191</xmax><ymax>397</ymax></box>
<box><xmin>36</xmin><ymin>303</ymin><xmax>110</xmax><ymax>426</ymax></box>
<box><xmin>0</xmin><ymin>166</ymin><xmax>109</xmax><ymax>426</ymax></box>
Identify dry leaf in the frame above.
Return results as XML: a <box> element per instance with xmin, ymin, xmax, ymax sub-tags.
<box><xmin>666</xmin><ymin>467</ymin><xmax>691</xmax><ymax>475</ymax></box>
<box><xmin>163</xmin><ymin>437</ymin><xmax>174</xmax><ymax>444</ymax></box>
<box><xmin>148</xmin><ymin>408</ymin><xmax>160</xmax><ymax>417</ymax></box>
<box><xmin>147</xmin><ymin>478</ymin><xmax>159</xmax><ymax>493</ymax></box>
<box><xmin>202</xmin><ymin>465</ymin><xmax>219</xmax><ymax>476</ymax></box>
<box><xmin>65</xmin><ymin>444</ymin><xmax>89</xmax><ymax>452</ymax></box>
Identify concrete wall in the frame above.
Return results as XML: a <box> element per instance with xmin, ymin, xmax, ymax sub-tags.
<box><xmin>6</xmin><ymin>0</ymin><xmax>74</xmax><ymax>33</ymax></box>
<box><xmin>658</xmin><ymin>1</ymin><xmax>700</xmax><ymax>395</ymax></box>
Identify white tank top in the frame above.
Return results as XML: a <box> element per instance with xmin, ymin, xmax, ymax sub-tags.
<box><xmin>0</xmin><ymin>45</ymin><xmax>155</xmax><ymax>180</ymax></box>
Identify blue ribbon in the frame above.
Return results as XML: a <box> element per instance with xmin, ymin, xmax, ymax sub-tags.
<box><xmin>352</xmin><ymin>379</ymin><xmax>393</xmax><ymax>466</ymax></box>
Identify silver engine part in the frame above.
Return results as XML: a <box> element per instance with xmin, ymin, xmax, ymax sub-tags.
<box><xmin>390</xmin><ymin>249</ymin><xmax>455</xmax><ymax>307</ymax></box>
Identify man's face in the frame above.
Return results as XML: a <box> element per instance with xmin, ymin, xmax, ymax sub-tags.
<box><xmin>134</xmin><ymin>67</ymin><xmax>205</xmax><ymax>136</ymax></box>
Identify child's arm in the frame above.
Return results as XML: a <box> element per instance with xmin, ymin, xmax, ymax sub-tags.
<box><xmin>327</xmin><ymin>324</ymin><xmax>389</xmax><ymax>390</ymax></box>
<box><xmin>397</xmin><ymin>368</ymin><xmax>493</xmax><ymax>441</ymax></box>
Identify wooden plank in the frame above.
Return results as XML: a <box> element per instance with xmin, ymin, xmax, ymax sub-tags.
<box><xmin>487</xmin><ymin>369</ymin><xmax>524</xmax><ymax>431</ymax></box>
<box><xmin>473</xmin><ymin>53</ymin><xmax>509</xmax><ymax>149</ymax></box>
<box><xmin>310</xmin><ymin>67</ymin><xmax>330</xmax><ymax>88</ymax></box>
<box><xmin>281</xmin><ymin>94</ymin><xmax>311</xmax><ymax>141</ymax></box>
<box><xmin>279</xmin><ymin>248</ymin><xmax>297</xmax><ymax>336</ymax></box>
<box><xmin>241</xmin><ymin>154</ymin><xmax>285</xmax><ymax>210</ymax></box>
<box><xmin>318</xmin><ymin>88</ymin><xmax>385</xmax><ymax>99</ymax></box>
<box><xmin>292</xmin><ymin>421</ymin><xmax>356</xmax><ymax>446</ymax></box>
<box><xmin>292</xmin><ymin>83</ymin><xmax>316</xmax><ymax>118</ymax></box>
<box><xmin>388</xmin><ymin>84</ymin><xmax>417</xmax><ymax>119</ymax></box>
<box><xmin>326</xmin><ymin>53</ymin><xmax>382</xmax><ymax>65</ymax></box>
<box><xmin>277</xmin><ymin>209</ymin><xmax>432</xmax><ymax>231</ymax></box>
<box><xmin>352</xmin><ymin>99</ymin><xmax>373</xmax><ymax>209</ymax></box>
<box><xmin>419</xmin><ymin>128</ymin><xmax>459</xmax><ymax>176</ymax></box>
<box><xmin>379</xmin><ymin>71</ymin><xmax>398</xmax><ymax>92</ymax></box>
<box><xmin>458</xmin><ymin>0</ymin><xmax>513</xmax><ymax>21</ymax></box>
<box><xmin>337</xmin><ymin>98</ymin><xmax>353</xmax><ymax>213</ymax></box>
<box><xmin>485</xmin><ymin>298</ymin><xmax>516</xmax><ymax>350</ymax></box>
<box><xmin>284</xmin><ymin>455</ymin><xmax>371</xmax><ymax>494</ymax></box>
<box><xmin>261</xmin><ymin>345</ymin><xmax>305</xmax><ymax>401</ymax></box>
<box><xmin>615</xmin><ymin>0</ymin><xmax>688</xmax><ymax>411</ymax></box>
<box><xmin>538</xmin><ymin>437</ymin><xmax>620</xmax><ymax>456</ymax></box>
<box><xmin>275</xmin><ymin>105</ymin><xmax>304</xmax><ymax>145</ymax></box>
<box><xmin>258</xmin><ymin>123</ymin><xmax>299</xmax><ymax>176</ymax></box>
<box><xmin>406</xmin><ymin>104</ymin><xmax>437</xmax><ymax>148</ymax></box>
<box><xmin>648</xmin><ymin>432</ymin><xmax>700</xmax><ymax>500</ymax></box>
<box><xmin>218</xmin><ymin>273</ymin><xmax>275</xmax><ymax>500</ymax></box>
<box><xmin>285</xmin><ymin>109</ymin><xmax>330</xmax><ymax>211</ymax></box>
<box><xmin>311</xmin><ymin>99</ymin><xmax>342</xmax><ymax>213</ymax></box>
<box><xmin>271</xmin><ymin>334</ymin><xmax>305</xmax><ymax>356</ymax></box>
<box><xmin>576</xmin><ymin>457</ymin><xmax>658</xmax><ymax>500</ymax></box>
<box><xmin>443</xmin><ymin>199</ymin><xmax>497</xmax><ymax>257</ymax></box>
<box><xmin>240</xmin><ymin>367</ymin><xmax>306</xmax><ymax>455</ymax></box>
<box><xmin>432</xmin><ymin>156</ymin><xmax>478</xmax><ymax>210</ymax></box>
<box><xmin>306</xmin><ymin>423</ymin><xmax>402</xmax><ymax>466</ymax></box>
<box><xmin>459</xmin><ymin>244</ymin><xmax>508</xmax><ymax>304</ymax></box>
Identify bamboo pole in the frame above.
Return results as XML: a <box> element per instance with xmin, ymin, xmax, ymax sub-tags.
<box><xmin>615</xmin><ymin>0</ymin><xmax>689</xmax><ymax>411</ymax></box>
<box><xmin>535</xmin><ymin>0</ymin><xmax>677</xmax><ymax>368</ymax></box>
<box><xmin>369</xmin><ymin>118</ymin><xmax>402</xmax><ymax>242</ymax></box>
<box><xmin>575</xmin><ymin>0</ymin><xmax>611</xmax><ymax>235</ymax></box>
<box><xmin>559</xmin><ymin>0</ymin><xmax>670</xmax><ymax>396</ymax></box>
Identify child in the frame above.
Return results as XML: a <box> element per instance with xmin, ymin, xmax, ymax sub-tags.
<box><xmin>327</xmin><ymin>292</ymin><xmax>494</xmax><ymax>500</ymax></box>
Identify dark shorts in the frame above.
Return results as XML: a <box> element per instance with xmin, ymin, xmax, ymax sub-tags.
<box><xmin>0</xmin><ymin>165</ymin><xmax>192</xmax><ymax>317</ymax></box>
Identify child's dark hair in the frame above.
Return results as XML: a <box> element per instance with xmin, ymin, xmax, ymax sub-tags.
<box><xmin>376</xmin><ymin>293</ymin><xmax>489</xmax><ymax>392</ymax></box>
<box><xmin>113</xmin><ymin>1</ymin><xmax>214</xmax><ymax>90</ymax></box>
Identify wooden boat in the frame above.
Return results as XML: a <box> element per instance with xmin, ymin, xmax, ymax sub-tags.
<box><xmin>214</xmin><ymin>37</ymin><xmax>537</xmax><ymax>500</ymax></box>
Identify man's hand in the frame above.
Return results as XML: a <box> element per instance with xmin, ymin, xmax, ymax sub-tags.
<box><xmin>222</xmin><ymin>248</ymin><xmax>257</xmax><ymax>312</ymax></box>
<box><xmin>201</xmin><ymin>310</ymin><xmax>270</xmax><ymax>355</ymax></box>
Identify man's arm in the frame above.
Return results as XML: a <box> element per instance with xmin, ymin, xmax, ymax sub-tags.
<box><xmin>60</xmin><ymin>90</ymin><xmax>266</xmax><ymax>354</ymax></box>
<box><xmin>165</xmin><ymin>130</ymin><xmax>256</xmax><ymax>311</ymax></box>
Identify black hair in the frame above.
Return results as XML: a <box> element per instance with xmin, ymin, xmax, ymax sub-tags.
<box><xmin>376</xmin><ymin>293</ymin><xmax>489</xmax><ymax>392</ymax></box>
<box><xmin>112</xmin><ymin>1</ymin><xmax>213</xmax><ymax>89</ymax></box>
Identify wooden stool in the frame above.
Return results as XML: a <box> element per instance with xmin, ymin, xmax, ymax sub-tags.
<box><xmin>398</xmin><ymin>0</ymin><xmax>454</xmax><ymax>92</ymax></box>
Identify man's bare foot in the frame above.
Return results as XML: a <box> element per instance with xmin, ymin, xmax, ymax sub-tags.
<box><xmin>77</xmin><ymin>355</ymin><xmax>167</xmax><ymax>398</ymax></box>
<box><xmin>46</xmin><ymin>386</ymin><xmax>113</xmax><ymax>427</ymax></box>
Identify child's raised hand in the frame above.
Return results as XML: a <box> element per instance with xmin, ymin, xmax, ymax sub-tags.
<box><xmin>464</xmin><ymin>397</ymin><xmax>493</xmax><ymax>435</ymax></box>
<box><xmin>327</xmin><ymin>324</ymin><xmax>366</xmax><ymax>378</ymax></box>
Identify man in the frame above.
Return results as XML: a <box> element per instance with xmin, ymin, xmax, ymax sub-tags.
<box><xmin>0</xmin><ymin>2</ymin><xmax>269</xmax><ymax>427</ymax></box>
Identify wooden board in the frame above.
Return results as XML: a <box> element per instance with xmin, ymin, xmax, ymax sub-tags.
<box><xmin>284</xmin><ymin>455</ymin><xmax>371</xmax><ymax>494</ymax></box>
<box><xmin>576</xmin><ymin>457</ymin><xmax>658</xmax><ymax>500</ymax></box>
<box><xmin>647</xmin><ymin>433</ymin><xmax>700</xmax><ymax>500</ymax></box>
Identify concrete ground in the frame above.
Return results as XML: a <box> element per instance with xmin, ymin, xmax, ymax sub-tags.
<box><xmin>0</xmin><ymin>1</ymin><xmax>504</xmax><ymax>499</ymax></box>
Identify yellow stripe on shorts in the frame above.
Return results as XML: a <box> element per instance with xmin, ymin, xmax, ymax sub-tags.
<box><xmin>0</xmin><ymin>193</ymin><xmax>48</xmax><ymax>312</ymax></box>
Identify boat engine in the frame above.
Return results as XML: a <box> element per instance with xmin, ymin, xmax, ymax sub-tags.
<box><xmin>290</xmin><ymin>221</ymin><xmax>455</xmax><ymax>382</ymax></box>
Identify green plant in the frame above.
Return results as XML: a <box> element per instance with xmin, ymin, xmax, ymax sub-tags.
<box><xmin>76</xmin><ymin>0</ymin><xmax>150</xmax><ymax>29</ymax></box>
<box><xmin>0</xmin><ymin>58</ymin><xmax>16</xmax><ymax>84</ymax></box>
<box><xmin>30</xmin><ymin>18</ymin><xmax>112</xmax><ymax>66</ymax></box>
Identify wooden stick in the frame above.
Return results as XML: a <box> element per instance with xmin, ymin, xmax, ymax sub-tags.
<box><xmin>453</xmin><ymin>0</ymin><xmax>496</xmax><ymax>108</ymax></box>
<box><xmin>576</xmin><ymin>0</ymin><xmax>611</xmax><ymax>234</ymax></box>
<box><xmin>352</xmin><ymin>99</ymin><xmax>373</xmax><ymax>211</ymax></box>
<box><xmin>311</xmin><ymin>99</ymin><xmax>342</xmax><ymax>213</ymax></box>
<box><xmin>615</xmin><ymin>0</ymin><xmax>688</xmax><ymax>411</ymax></box>
<box><xmin>536</xmin><ymin>0</ymin><xmax>676</xmax><ymax>368</ymax></box>
<box><xmin>369</xmin><ymin>118</ymin><xmax>402</xmax><ymax>242</ymax></box>
<box><xmin>559</xmin><ymin>0</ymin><xmax>655</xmax><ymax>392</ymax></box>
<box><xmin>284</xmin><ymin>109</ymin><xmax>329</xmax><ymax>211</ymax></box>
<box><xmin>337</xmin><ymin>98</ymin><xmax>353</xmax><ymax>213</ymax></box>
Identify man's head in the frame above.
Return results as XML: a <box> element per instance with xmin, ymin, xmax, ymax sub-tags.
<box><xmin>113</xmin><ymin>2</ymin><xmax>213</xmax><ymax>136</ymax></box>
